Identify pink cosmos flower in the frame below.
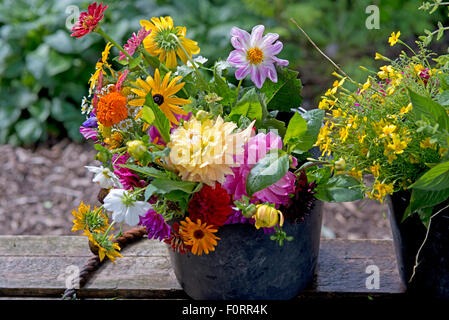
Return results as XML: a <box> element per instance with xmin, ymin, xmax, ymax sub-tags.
<box><xmin>223</xmin><ymin>131</ymin><xmax>296</xmax><ymax>206</ymax></box>
<box><xmin>119</xmin><ymin>28</ymin><xmax>152</xmax><ymax>61</ymax></box>
<box><xmin>71</xmin><ymin>2</ymin><xmax>108</xmax><ymax>38</ymax></box>
<box><xmin>227</xmin><ymin>25</ymin><xmax>289</xmax><ymax>88</ymax></box>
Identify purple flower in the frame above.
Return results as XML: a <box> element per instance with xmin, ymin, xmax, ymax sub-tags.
<box><xmin>148</xmin><ymin>112</ymin><xmax>192</xmax><ymax>146</ymax></box>
<box><xmin>226</xmin><ymin>25</ymin><xmax>288</xmax><ymax>88</ymax></box>
<box><xmin>139</xmin><ymin>209</ymin><xmax>171</xmax><ymax>241</ymax></box>
<box><xmin>119</xmin><ymin>27</ymin><xmax>152</xmax><ymax>61</ymax></box>
<box><xmin>112</xmin><ymin>153</ymin><xmax>146</xmax><ymax>190</ymax></box>
<box><xmin>223</xmin><ymin>131</ymin><xmax>296</xmax><ymax>206</ymax></box>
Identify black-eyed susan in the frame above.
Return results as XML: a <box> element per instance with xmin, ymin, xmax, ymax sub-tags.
<box><xmin>72</xmin><ymin>202</ymin><xmax>109</xmax><ymax>233</ymax></box>
<box><xmin>179</xmin><ymin>217</ymin><xmax>220</xmax><ymax>256</ymax></box>
<box><xmin>84</xmin><ymin>230</ymin><xmax>122</xmax><ymax>262</ymax></box>
<box><xmin>140</xmin><ymin>16</ymin><xmax>200</xmax><ymax>69</ymax></box>
<box><xmin>129</xmin><ymin>69</ymin><xmax>190</xmax><ymax>125</ymax></box>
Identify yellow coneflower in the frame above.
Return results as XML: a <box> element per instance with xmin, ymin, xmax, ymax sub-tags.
<box><xmin>129</xmin><ymin>69</ymin><xmax>190</xmax><ymax>125</ymax></box>
<box><xmin>140</xmin><ymin>16</ymin><xmax>200</xmax><ymax>69</ymax></box>
<box><xmin>84</xmin><ymin>230</ymin><xmax>122</xmax><ymax>262</ymax></box>
<box><xmin>179</xmin><ymin>218</ymin><xmax>220</xmax><ymax>256</ymax></box>
<box><xmin>71</xmin><ymin>202</ymin><xmax>109</xmax><ymax>233</ymax></box>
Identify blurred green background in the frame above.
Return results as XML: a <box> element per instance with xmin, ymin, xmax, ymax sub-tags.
<box><xmin>0</xmin><ymin>0</ymin><xmax>446</xmax><ymax>146</ymax></box>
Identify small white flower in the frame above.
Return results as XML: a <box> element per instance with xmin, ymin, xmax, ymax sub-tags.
<box><xmin>85</xmin><ymin>166</ymin><xmax>121</xmax><ymax>189</ymax></box>
<box><xmin>187</xmin><ymin>55</ymin><xmax>208</xmax><ymax>67</ymax></box>
<box><xmin>103</xmin><ymin>189</ymin><xmax>151</xmax><ymax>226</ymax></box>
<box><xmin>114</xmin><ymin>118</ymin><xmax>133</xmax><ymax>131</ymax></box>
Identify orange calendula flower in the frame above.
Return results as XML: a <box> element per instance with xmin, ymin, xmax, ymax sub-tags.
<box><xmin>140</xmin><ymin>16</ymin><xmax>200</xmax><ymax>69</ymax></box>
<box><xmin>129</xmin><ymin>69</ymin><xmax>189</xmax><ymax>125</ymax></box>
<box><xmin>96</xmin><ymin>91</ymin><xmax>128</xmax><ymax>127</ymax></box>
<box><xmin>179</xmin><ymin>217</ymin><xmax>220</xmax><ymax>256</ymax></box>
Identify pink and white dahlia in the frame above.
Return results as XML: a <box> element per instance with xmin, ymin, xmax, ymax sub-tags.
<box><xmin>226</xmin><ymin>25</ymin><xmax>288</xmax><ymax>88</ymax></box>
<box><xmin>223</xmin><ymin>131</ymin><xmax>296</xmax><ymax>206</ymax></box>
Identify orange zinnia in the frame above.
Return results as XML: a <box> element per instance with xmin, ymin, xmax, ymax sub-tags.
<box><xmin>96</xmin><ymin>91</ymin><xmax>128</xmax><ymax>127</ymax></box>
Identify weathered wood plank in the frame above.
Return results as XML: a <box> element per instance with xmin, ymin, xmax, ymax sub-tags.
<box><xmin>0</xmin><ymin>236</ymin><xmax>405</xmax><ymax>299</ymax></box>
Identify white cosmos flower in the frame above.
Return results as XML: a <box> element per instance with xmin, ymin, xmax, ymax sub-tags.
<box><xmin>85</xmin><ymin>166</ymin><xmax>121</xmax><ymax>189</ymax></box>
<box><xmin>103</xmin><ymin>189</ymin><xmax>151</xmax><ymax>226</ymax></box>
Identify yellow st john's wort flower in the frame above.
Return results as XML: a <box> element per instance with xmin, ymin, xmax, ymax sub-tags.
<box><xmin>386</xmin><ymin>134</ymin><xmax>410</xmax><ymax>155</ymax></box>
<box><xmin>400</xmin><ymin>103</ymin><xmax>413</xmax><ymax>115</ymax></box>
<box><xmin>167</xmin><ymin>116</ymin><xmax>254</xmax><ymax>186</ymax></box>
<box><xmin>252</xmin><ymin>204</ymin><xmax>284</xmax><ymax>229</ymax></box>
<box><xmin>420</xmin><ymin>137</ymin><xmax>437</xmax><ymax>149</ymax></box>
<box><xmin>88</xmin><ymin>42</ymin><xmax>114</xmax><ymax>90</ymax></box>
<box><xmin>140</xmin><ymin>16</ymin><xmax>200</xmax><ymax>69</ymax></box>
<box><xmin>388</xmin><ymin>31</ymin><xmax>400</xmax><ymax>46</ymax></box>
<box><xmin>371</xmin><ymin>181</ymin><xmax>394</xmax><ymax>203</ymax></box>
<box><xmin>359</xmin><ymin>79</ymin><xmax>371</xmax><ymax>93</ymax></box>
<box><xmin>129</xmin><ymin>69</ymin><xmax>189</xmax><ymax>125</ymax></box>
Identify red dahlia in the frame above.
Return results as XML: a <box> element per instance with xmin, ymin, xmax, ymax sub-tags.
<box><xmin>71</xmin><ymin>2</ymin><xmax>108</xmax><ymax>38</ymax></box>
<box><xmin>188</xmin><ymin>183</ymin><xmax>232</xmax><ymax>227</ymax></box>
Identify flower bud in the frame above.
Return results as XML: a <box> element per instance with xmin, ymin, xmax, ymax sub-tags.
<box><xmin>195</xmin><ymin>110</ymin><xmax>210</xmax><ymax>122</ymax></box>
<box><xmin>252</xmin><ymin>204</ymin><xmax>284</xmax><ymax>229</ymax></box>
<box><xmin>127</xmin><ymin>140</ymin><xmax>146</xmax><ymax>159</ymax></box>
<box><xmin>334</xmin><ymin>158</ymin><xmax>346</xmax><ymax>171</ymax></box>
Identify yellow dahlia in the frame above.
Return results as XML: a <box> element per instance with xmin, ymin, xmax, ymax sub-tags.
<box><xmin>179</xmin><ymin>217</ymin><xmax>220</xmax><ymax>256</ymax></box>
<box><xmin>167</xmin><ymin>116</ymin><xmax>254</xmax><ymax>186</ymax></box>
<box><xmin>129</xmin><ymin>69</ymin><xmax>189</xmax><ymax>125</ymax></box>
<box><xmin>140</xmin><ymin>16</ymin><xmax>200</xmax><ymax>69</ymax></box>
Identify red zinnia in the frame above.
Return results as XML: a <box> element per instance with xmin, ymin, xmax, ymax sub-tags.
<box><xmin>188</xmin><ymin>183</ymin><xmax>232</xmax><ymax>227</ymax></box>
<box><xmin>71</xmin><ymin>2</ymin><xmax>108</xmax><ymax>38</ymax></box>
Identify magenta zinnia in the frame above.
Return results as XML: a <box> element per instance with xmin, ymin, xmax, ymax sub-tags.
<box><xmin>119</xmin><ymin>27</ymin><xmax>152</xmax><ymax>61</ymax></box>
<box><xmin>71</xmin><ymin>2</ymin><xmax>108</xmax><ymax>38</ymax></box>
<box><xmin>227</xmin><ymin>25</ymin><xmax>288</xmax><ymax>88</ymax></box>
<box><xmin>139</xmin><ymin>209</ymin><xmax>171</xmax><ymax>241</ymax></box>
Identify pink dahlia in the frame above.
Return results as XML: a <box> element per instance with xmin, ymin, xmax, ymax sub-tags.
<box><xmin>226</xmin><ymin>25</ymin><xmax>288</xmax><ymax>88</ymax></box>
<box><xmin>112</xmin><ymin>154</ymin><xmax>146</xmax><ymax>190</ymax></box>
<box><xmin>71</xmin><ymin>2</ymin><xmax>108</xmax><ymax>38</ymax></box>
<box><xmin>119</xmin><ymin>27</ymin><xmax>152</xmax><ymax>61</ymax></box>
<box><xmin>223</xmin><ymin>131</ymin><xmax>296</xmax><ymax>206</ymax></box>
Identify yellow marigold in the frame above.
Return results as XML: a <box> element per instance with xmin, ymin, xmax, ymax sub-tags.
<box><xmin>370</xmin><ymin>163</ymin><xmax>381</xmax><ymax>177</ymax></box>
<box><xmin>167</xmin><ymin>116</ymin><xmax>254</xmax><ymax>186</ymax></box>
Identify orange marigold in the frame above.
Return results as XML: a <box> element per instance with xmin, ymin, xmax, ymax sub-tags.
<box><xmin>96</xmin><ymin>91</ymin><xmax>128</xmax><ymax>127</ymax></box>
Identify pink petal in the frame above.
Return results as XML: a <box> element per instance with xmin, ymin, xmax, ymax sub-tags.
<box><xmin>250</xmin><ymin>25</ymin><xmax>265</xmax><ymax>47</ymax></box>
<box><xmin>235</xmin><ymin>63</ymin><xmax>251</xmax><ymax>80</ymax></box>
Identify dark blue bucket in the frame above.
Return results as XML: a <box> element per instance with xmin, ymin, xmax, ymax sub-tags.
<box><xmin>168</xmin><ymin>201</ymin><xmax>323</xmax><ymax>300</ymax></box>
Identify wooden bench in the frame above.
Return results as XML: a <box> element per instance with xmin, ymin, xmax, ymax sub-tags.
<box><xmin>0</xmin><ymin>236</ymin><xmax>405</xmax><ymax>299</ymax></box>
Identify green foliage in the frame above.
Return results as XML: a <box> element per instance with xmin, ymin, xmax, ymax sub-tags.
<box><xmin>314</xmin><ymin>175</ymin><xmax>364</xmax><ymax>203</ymax></box>
<box><xmin>246</xmin><ymin>149</ymin><xmax>290</xmax><ymax>196</ymax></box>
<box><xmin>284</xmin><ymin>109</ymin><xmax>324</xmax><ymax>154</ymax></box>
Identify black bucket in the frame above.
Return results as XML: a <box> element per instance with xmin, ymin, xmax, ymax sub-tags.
<box><xmin>168</xmin><ymin>201</ymin><xmax>323</xmax><ymax>300</ymax></box>
<box><xmin>387</xmin><ymin>191</ymin><xmax>449</xmax><ymax>299</ymax></box>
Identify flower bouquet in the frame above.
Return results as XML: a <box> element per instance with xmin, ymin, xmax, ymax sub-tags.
<box><xmin>70</xmin><ymin>3</ymin><xmax>361</xmax><ymax>299</ymax></box>
<box><xmin>313</xmin><ymin>6</ymin><xmax>449</xmax><ymax>297</ymax></box>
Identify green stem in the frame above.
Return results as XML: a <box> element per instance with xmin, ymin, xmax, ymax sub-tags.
<box><xmin>234</xmin><ymin>79</ymin><xmax>243</xmax><ymax>105</ymax></box>
<box><xmin>96</xmin><ymin>27</ymin><xmax>132</xmax><ymax>60</ymax></box>
<box><xmin>170</xmin><ymin>34</ymin><xmax>210</xmax><ymax>91</ymax></box>
<box><xmin>101</xmin><ymin>221</ymin><xmax>115</xmax><ymax>242</ymax></box>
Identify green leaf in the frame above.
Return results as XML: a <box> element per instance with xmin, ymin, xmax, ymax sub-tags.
<box><xmin>14</xmin><ymin>118</ymin><xmax>43</xmax><ymax>144</ymax></box>
<box><xmin>314</xmin><ymin>175</ymin><xmax>364</xmax><ymax>203</ymax></box>
<box><xmin>141</xmin><ymin>106</ymin><xmax>155</xmax><ymax>125</ymax></box>
<box><xmin>46</xmin><ymin>50</ymin><xmax>71</xmax><ymax>76</ymax></box>
<box><xmin>261</xmin><ymin>118</ymin><xmax>287</xmax><ymax>138</ymax></box>
<box><xmin>145</xmin><ymin>178</ymin><xmax>199</xmax><ymax>199</ymax></box>
<box><xmin>284</xmin><ymin>109</ymin><xmax>324</xmax><ymax>153</ymax></box>
<box><xmin>408</xmin><ymin>88</ymin><xmax>449</xmax><ymax>132</ymax></box>
<box><xmin>246</xmin><ymin>149</ymin><xmax>290</xmax><ymax>196</ymax></box>
<box><xmin>438</xmin><ymin>73</ymin><xmax>449</xmax><ymax>91</ymax></box>
<box><xmin>409</xmin><ymin>161</ymin><xmax>449</xmax><ymax>191</ymax></box>
<box><xmin>120</xmin><ymin>164</ymin><xmax>167</xmax><ymax>179</ymax></box>
<box><xmin>144</xmin><ymin>94</ymin><xmax>170</xmax><ymax>143</ymax></box>
<box><xmin>438</xmin><ymin>91</ymin><xmax>449</xmax><ymax>106</ymax></box>
<box><xmin>229</xmin><ymin>88</ymin><xmax>263</xmax><ymax>126</ymax></box>
<box><xmin>260</xmin><ymin>68</ymin><xmax>303</xmax><ymax>111</ymax></box>
<box><xmin>283</xmin><ymin>112</ymin><xmax>307</xmax><ymax>146</ymax></box>
<box><xmin>306</xmin><ymin>166</ymin><xmax>332</xmax><ymax>185</ymax></box>
<box><xmin>211</xmin><ymin>63</ymin><xmax>235</xmax><ymax>106</ymax></box>
<box><xmin>403</xmin><ymin>188</ymin><xmax>449</xmax><ymax>222</ymax></box>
